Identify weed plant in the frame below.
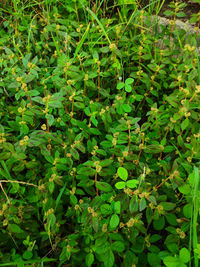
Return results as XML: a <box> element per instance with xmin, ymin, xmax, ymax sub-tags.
<box><xmin>0</xmin><ymin>0</ymin><xmax>200</xmax><ymax>266</ymax></box>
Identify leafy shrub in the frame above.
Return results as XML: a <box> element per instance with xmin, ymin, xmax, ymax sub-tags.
<box><xmin>0</xmin><ymin>0</ymin><xmax>200</xmax><ymax>266</ymax></box>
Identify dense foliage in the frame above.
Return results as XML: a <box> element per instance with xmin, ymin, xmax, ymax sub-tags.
<box><xmin>0</xmin><ymin>0</ymin><xmax>200</xmax><ymax>266</ymax></box>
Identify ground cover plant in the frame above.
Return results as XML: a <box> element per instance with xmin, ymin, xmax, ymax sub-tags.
<box><xmin>0</xmin><ymin>0</ymin><xmax>200</xmax><ymax>266</ymax></box>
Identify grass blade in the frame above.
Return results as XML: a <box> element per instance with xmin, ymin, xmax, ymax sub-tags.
<box><xmin>72</xmin><ymin>21</ymin><xmax>91</xmax><ymax>62</ymax></box>
<box><xmin>86</xmin><ymin>7</ymin><xmax>111</xmax><ymax>45</ymax></box>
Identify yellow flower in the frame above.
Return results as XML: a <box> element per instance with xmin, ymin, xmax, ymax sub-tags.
<box><xmin>19</xmin><ymin>140</ymin><xmax>25</xmax><ymax>146</ymax></box>
<box><xmin>41</xmin><ymin>124</ymin><xmax>47</xmax><ymax>131</ymax></box>
<box><xmin>24</xmin><ymin>136</ymin><xmax>29</xmax><ymax>141</ymax></box>
<box><xmin>18</xmin><ymin>107</ymin><xmax>23</xmax><ymax>113</ymax></box>
<box><xmin>109</xmin><ymin>43</ymin><xmax>117</xmax><ymax>51</ymax></box>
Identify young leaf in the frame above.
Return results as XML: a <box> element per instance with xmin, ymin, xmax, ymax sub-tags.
<box><xmin>117</xmin><ymin>167</ymin><xmax>128</xmax><ymax>181</ymax></box>
<box><xmin>126</xmin><ymin>180</ymin><xmax>139</xmax><ymax>188</ymax></box>
<box><xmin>109</xmin><ymin>214</ymin><xmax>120</xmax><ymax>230</ymax></box>
<box><xmin>115</xmin><ymin>182</ymin><xmax>126</xmax><ymax>189</ymax></box>
<box><xmin>179</xmin><ymin>248</ymin><xmax>190</xmax><ymax>263</ymax></box>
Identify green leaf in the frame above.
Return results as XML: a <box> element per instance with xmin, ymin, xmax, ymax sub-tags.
<box><xmin>104</xmin><ymin>249</ymin><xmax>114</xmax><ymax>267</ymax></box>
<box><xmin>78</xmin><ymin>167</ymin><xmax>96</xmax><ymax>176</ymax></box>
<box><xmin>96</xmin><ymin>182</ymin><xmax>113</xmax><ymax>192</ymax></box>
<box><xmin>8</xmin><ymin>224</ymin><xmax>23</xmax><ymax>233</ymax></box>
<box><xmin>85</xmin><ymin>253</ymin><xmax>94</xmax><ymax>267</ymax></box>
<box><xmin>179</xmin><ymin>248</ymin><xmax>190</xmax><ymax>263</ymax></box>
<box><xmin>90</xmin><ymin>128</ymin><xmax>102</xmax><ymax>135</ymax></box>
<box><xmin>163</xmin><ymin>256</ymin><xmax>181</xmax><ymax>267</ymax></box>
<box><xmin>183</xmin><ymin>203</ymin><xmax>192</xmax><ymax>218</ymax></box>
<box><xmin>139</xmin><ymin>198</ymin><xmax>146</xmax><ymax>211</ymax></box>
<box><xmin>114</xmin><ymin>201</ymin><xmax>121</xmax><ymax>214</ymax></box>
<box><xmin>163</xmin><ymin>146</ymin><xmax>175</xmax><ymax>153</ymax></box>
<box><xmin>165</xmin><ymin>214</ymin><xmax>178</xmax><ymax>226</ymax></box>
<box><xmin>126</xmin><ymin>180</ymin><xmax>139</xmax><ymax>188</ymax></box>
<box><xmin>153</xmin><ymin>216</ymin><xmax>165</xmax><ymax>230</ymax></box>
<box><xmin>109</xmin><ymin>214</ymin><xmax>120</xmax><ymax>230</ymax></box>
<box><xmin>111</xmin><ymin>241</ymin><xmax>125</xmax><ymax>252</ymax></box>
<box><xmin>117</xmin><ymin>82</ymin><xmax>124</xmax><ymax>90</ymax></box>
<box><xmin>46</xmin><ymin>114</ymin><xmax>54</xmax><ymax>126</ymax></box>
<box><xmin>178</xmin><ymin>184</ymin><xmax>191</xmax><ymax>194</ymax></box>
<box><xmin>177</xmin><ymin>11</ymin><xmax>186</xmax><ymax>17</ymax></box>
<box><xmin>122</xmin><ymin>104</ymin><xmax>131</xmax><ymax>112</ymax></box>
<box><xmin>117</xmin><ymin>167</ymin><xmax>128</xmax><ymax>181</ymax></box>
<box><xmin>129</xmin><ymin>195</ymin><xmax>139</xmax><ymax>213</ymax></box>
<box><xmin>125</xmin><ymin>84</ymin><xmax>132</xmax><ymax>92</ymax></box>
<box><xmin>100</xmin><ymin>159</ymin><xmax>113</xmax><ymax>167</ymax></box>
<box><xmin>100</xmin><ymin>204</ymin><xmax>112</xmax><ymax>215</ymax></box>
<box><xmin>86</xmin><ymin>8</ymin><xmax>111</xmax><ymax>45</ymax></box>
<box><xmin>149</xmin><ymin>234</ymin><xmax>162</xmax><ymax>243</ymax></box>
<box><xmin>115</xmin><ymin>181</ymin><xmax>126</xmax><ymax>189</ymax></box>
<box><xmin>181</xmin><ymin>118</ymin><xmax>189</xmax><ymax>131</ymax></box>
<box><xmin>160</xmin><ymin>202</ymin><xmax>176</xmax><ymax>211</ymax></box>
<box><xmin>70</xmin><ymin>148</ymin><xmax>79</xmax><ymax>160</ymax></box>
<box><xmin>144</xmin><ymin>144</ymin><xmax>164</xmax><ymax>153</ymax></box>
<box><xmin>125</xmin><ymin>78</ymin><xmax>134</xmax><ymax>85</ymax></box>
<box><xmin>72</xmin><ymin>22</ymin><xmax>91</xmax><ymax>62</ymax></box>
<box><xmin>23</xmin><ymin>250</ymin><xmax>33</xmax><ymax>260</ymax></box>
<box><xmin>147</xmin><ymin>252</ymin><xmax>161</xmax><ymax>266</ymax></box>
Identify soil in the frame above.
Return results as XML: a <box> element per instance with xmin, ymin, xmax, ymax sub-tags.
<box><xmin>141</xmin><ymin>0</ymin><xmax>200</xmax><ymax>24</ymax></box>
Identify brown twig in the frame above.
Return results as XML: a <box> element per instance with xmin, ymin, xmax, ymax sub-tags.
<box><xmin>0</xmin><ymin>182</ymin><xmax>10</xmax><ymax>204</ymax></box>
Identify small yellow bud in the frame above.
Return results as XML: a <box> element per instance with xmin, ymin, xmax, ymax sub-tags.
<box><xmin>41</xmin><ymin>124</ymin><xmax>47</xmax><ymax>131</ymax></box>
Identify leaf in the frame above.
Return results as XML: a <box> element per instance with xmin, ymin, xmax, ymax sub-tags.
<box><xmin>181</xmin><ymin>118</ymin><xmax>189</xmax><ymax>131</ymax></box>
<box><xmin>86</xmin><ymin>7</ymin><xmax>111</xmax><ymax>45</ymax></box>
<box><xmin>126</xmin><ymin>180</ymin><xmax>139</xmax><ymax>188</ymax></box>
<box><xmin>91</xmin><ymin>116</ymin><xmax>98</xmax><ymax>127</ymax></box>
<box><xmin>114</xmin><ymin>201</ymin><xmax>121</xmax><ymax>214</ymax></box>
<box><xmin>100</xmin><ymin>159</ymin><xmax>113</xmax><ymax>167</ymax></box>
<box><xmin>70</xmin><ymin>148</ymin><xmax>79</xmax><ymax>160</ymax></box>
<box><xmin>129</xmin><ymin>195</ymin><xmax>139</xmax><ymax>213</ymax></box>
<box><xmin>144</xmin><ymin>144</ymin><xmax>164</xmax><ymax>153</ymax></box>
<box><xmin>160</xmin><ymin>202</ymin><xmax>176</xmax><ymax>211</ymax></box>
<box><xmin>163</xmin><ymin>256</ymin><xmax>181</xmax><ymax>267</ymax></box>
<box><xmin>92</xmin><ymin>217</ymin><xmax>99</xmax><ymax>232</ymax></box>
<box><xmin>183</xmin><ymin>203</ymin><xmax>192</xmax><ymax>218</ymax></box>
<box><xmin>96</xmin><ymin>182</ymin><xmax>113</xmax><ymax>192</ymax></box>
<box><xmin>100</xmin><ymin>204</ymin><xmax>112</xmax><ymax>215</ymax></box>
<box><xmin>153</xmin><ymin>216</ymin><xmax>165</xmax><ymax>230</ymax></box>
<box><xmin>163</xmin><ymin>146</ymin><xmax>175</xmax><ymax>153</ymax></box>
<box><xmin>122</xmin><ymin>104</ymin><xmax>131</xmax><ymax>112</ymax></box>
<box><xmin>23</xmin><ymin>250</ymin><xmax>33</xmax><ymax>260</ymax></box>
<box><xmin>125</xmin><ymin>84</ymin><xmax>132</xmax><ymax>92</ymax></box>
<box><xmin>85</xmin><ymin>253</ymin><xmax>94</xmax><ymax>267</ymax></box>
<box><xmin>100</xmin><ymin>140</ymin><xmax>113</xmax><ymax>148</ymax></box>
<box><xmin>115</xmin><ymin>181</ymin><xmax>126</xmax><ymax>189</ymax></box>
<box><xmin>90</xmin><ymin>128</ymin><xmax>102</xmax><ymax>135</ymax></box>
<box><xmin>147</xmin><ymin>252</ymin><xmax>161</xmax><ymax>266</ymax></box>
<box><xmin>179</xmin><ymin>248</ymin><xmax>190</xmax><ymax>263</ymax></box>
<box><xmin>111</xmin><ymin>241</ymin><xmax>125</xmax><ymax>252</ymax></box>
<box><xmin>8</xmin><ymin>224</ymin><xmax>23</xmax><ymax>233</ymax></box>
<box><xmin>109</xmin><ymin>214</ymin><xmax>120</xmax><ymax>230</ymax></box>
<box><xmin>117</xmin><ymin>167</ymin><xmax>128</xmax><ymax>181</ymax></box>
<box><xmin>165</xmin><ymin>214</ymin><xmax>178</xmax><ymax>226</ymax></box>
<box><xmin>177</xmin><ymin>11</ymin><xmax>186</xmax><ymax>17</ymax></box>
<box><xmin>46</xmin><ymin>114</ymin><xmax>54</xmax><ymax>126</ymax></box>
<box><xmin>139</xmin><ymin>198</ymin><xmax>146</xmax><ymax>211</ymax></box>
<box><xmin>72</xmin><ymin>22</ymin><xmax>91</xmax><ymax>62</ymax></box>
<box><xmin>117</xmin><ymin>82</ymin><xmax>124</xmax><ymax>90</ymax></box>
<box><xmin>125</xmin><ymin>78</ymin><xmax>134</xmax><ymax>85</ymax></box>
<box><xmin>178</xmin><ymin>184</ymin><xmax>191</xmax><ymax>195</ymax></box>
<box><xmin>104</xmin><ymin>249</ymin><xmax>114</xmax><ymax>267</ymax></box>
<box><xmin>77</xmin><ymin>167</ymin><xmax>96</xmax><ymax>176</ymax></box>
